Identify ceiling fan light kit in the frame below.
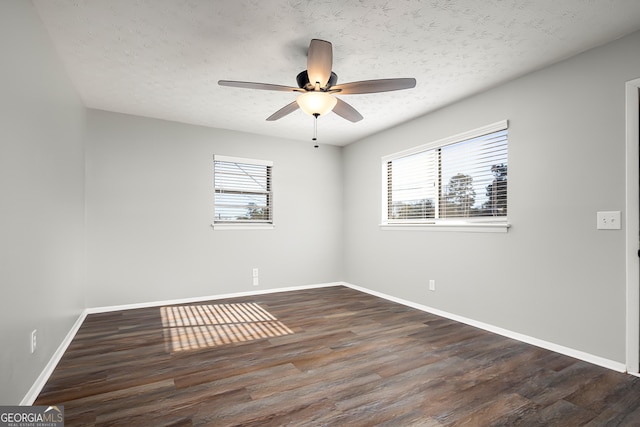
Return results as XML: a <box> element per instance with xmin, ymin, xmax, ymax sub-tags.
<box><xmin>219</xmin><ymin>39</ymin><xmax>416</xmax><ymax>142</ymax></box>
<box><xmin>296</xmin><ymin>91</ymin><xmax>337</xmax><ymax>116</ymax></box>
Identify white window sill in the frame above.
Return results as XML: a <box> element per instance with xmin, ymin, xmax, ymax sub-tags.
<box><xmin>211</xmin><ymin>223</ymin><xmax>275</xmax><ymax>230</ymax></box>
<box><xmin>380</xmin><ymin>222</ymin><xmax>510</xmax><ymax>233</ymax></box>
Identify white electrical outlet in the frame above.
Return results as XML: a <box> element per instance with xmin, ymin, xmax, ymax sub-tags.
<box><xmin>429</xmin><ymin>279</ymin><xmax>436</xmax><ymax>291</ymax></box>
<box><xmin>31</xmin><ymin>330</ymin><xmax>37</xmax><ymax>354</ymax></box>
<box><xmin>597</xmin><ymin>211</ymin><xmax>621</xmax><ymax>230</ymax></box>
<box><xmin>252</xmin><ymin>268</ymin><xmax>259</xmax><ymax>286</ymax></box>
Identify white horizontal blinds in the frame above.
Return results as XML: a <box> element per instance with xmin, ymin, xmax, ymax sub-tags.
<box><xmin>383</xmin><ymin>122</ymin><xmax>508</xmax><ymax>224</ymax></box>
<box><xmin>387</xmin><ymin>150</ymin><xmax>438</xmax><ymax>221</ymax></box>
<box><xmin>439</xmin><ymin>129</ymin><xmax>508</xmax><ymax>218</ymax></box>
<box><xmin>214</xmin><ymin>156</ymin><xmax>273</xmax><ymax>223</ymax></box>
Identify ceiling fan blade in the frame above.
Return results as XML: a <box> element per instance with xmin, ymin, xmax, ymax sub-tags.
<box><xmin>307</xmin><ymin>39</ymin><xmax>333</xmax><ymax>88</ymax></box>
<box><xmin>332</xmin><ymin>98</ymin><xmax>363</xmax><ymax>122</ymax></box>
<box><xmin>331</xmin><ymin>78</ymin><xmax>416</xmax><ymax>94</ymax></box>
<box><xmin>219</xmin><ymin>80</ymin><xmax>302</xmax><ymax>92</ymax></box>
<box><xmin>266</xmin><ymin>101</ymin><xmax>300</xmax><ymax>121</ymax></box>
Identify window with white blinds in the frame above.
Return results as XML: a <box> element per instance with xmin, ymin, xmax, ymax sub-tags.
<box><xmin>213</xmin><ymin>155</ymin><xmax>273</xmax><ymax>225</ymax></box>
<box><xmin>382</xmin><ymin>121</ymin><xmax>508</xmax><ymax>226</ymax></box>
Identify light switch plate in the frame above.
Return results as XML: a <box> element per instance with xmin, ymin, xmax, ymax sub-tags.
<box><xmin>597</xmin><ymin>211</ymin><xmax>621</xmax><ymax>230</ymax></box>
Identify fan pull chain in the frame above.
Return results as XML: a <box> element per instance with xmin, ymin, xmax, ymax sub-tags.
<box><xmin>312</xmin><ymin>113</ymin><xmax>319</xmax><ymax>148</ymax></box>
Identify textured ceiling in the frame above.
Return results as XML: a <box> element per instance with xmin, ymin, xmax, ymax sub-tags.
<box><xmin>32</xmin><ymin>0</ymin><xmax>640</xmax><ymax>146</ymax></box>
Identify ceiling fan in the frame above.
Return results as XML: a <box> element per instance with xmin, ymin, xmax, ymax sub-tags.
<box><xmin>218</xmin><ymin>39</ymin><xmax>416</xmax><ymax>125</ymax></box>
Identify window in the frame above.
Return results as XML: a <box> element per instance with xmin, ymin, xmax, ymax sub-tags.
<box><xmin>213</xmin><ymin>155</ymin><xmax>273</xmax><ymax>228</ymax></box>
<box><xmin>382</xmin><ymin>121</ymin><xmax>508</xmax><ymax>231</ymax></box>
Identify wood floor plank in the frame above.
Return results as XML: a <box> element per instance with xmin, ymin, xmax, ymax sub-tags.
<box><xmin>35</xmin><ymin>286</ymin><xmax>640</xmax><ymax>425</ymax></box>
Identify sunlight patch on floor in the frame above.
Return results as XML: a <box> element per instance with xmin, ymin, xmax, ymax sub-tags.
<box><xmin>160</xmin><ymin>302</ymin><xmax>293</xmax><ymax>352</ymax></box>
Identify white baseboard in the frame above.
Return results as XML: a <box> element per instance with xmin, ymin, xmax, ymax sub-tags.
<box><xmin>342</xmin><ymin>282</ymin><xmax>627</xmax><ymax>373</ymax></box>
<box><xmin>20</xmin><ymin>310</ymin><xmax>89</xmax><ymax>405</ymax></box>
<box><xmin>24</xmin><ymin>280</ymin><xmax>627</xmax><ymax>405</ymax></box>
<box><xmin>86</xmin><ymin>282</ymin><xmax>343</xmax><ymax>314</ymax></box>
<box><xmin>21</xmin><ymin>281</ymin><xmax>343</xmax><ymax>404</ymax></box>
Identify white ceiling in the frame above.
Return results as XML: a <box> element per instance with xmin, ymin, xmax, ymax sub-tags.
<box><xmin>32</xmin><ymin>0</ymin><xmax>640</xmax><ymax>146</ymax></box>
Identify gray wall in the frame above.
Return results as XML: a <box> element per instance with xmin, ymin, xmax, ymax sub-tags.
<box><xmin>343</xmin><ymin>31</ymin><xmax>640</xmax><ymax>363</ymax></box>
<box><xmin>84</xmin><ymin>110</ymin><xmax>343</xmax><ymax>307</ymax></box>
<box><xmin>0</xmin><ymin>1</ymin><xmax>86</xmax><ymax>404</ymax></box>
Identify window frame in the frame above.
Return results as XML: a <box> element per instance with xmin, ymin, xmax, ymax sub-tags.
<box><xmin>380</xmin><ymin>120</ymin><xmax>510</xmax><ymax>233</ymax></box>
<box><xmin>212</xmin><ymin>155</ymin><xmax>274</xmax><ymax>230</ymax></box>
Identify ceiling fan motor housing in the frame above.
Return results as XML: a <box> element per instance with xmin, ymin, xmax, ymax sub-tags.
<box><xmin>297</xmin><ymin>70</ymin><xmax>338</xmax><ymax>91</ymax></box>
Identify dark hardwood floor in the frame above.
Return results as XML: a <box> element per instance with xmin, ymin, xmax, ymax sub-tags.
<box><xmin>35</xmin><ymin>286</ymin><xmax>640</xmax><ymax>426</ymax></box>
